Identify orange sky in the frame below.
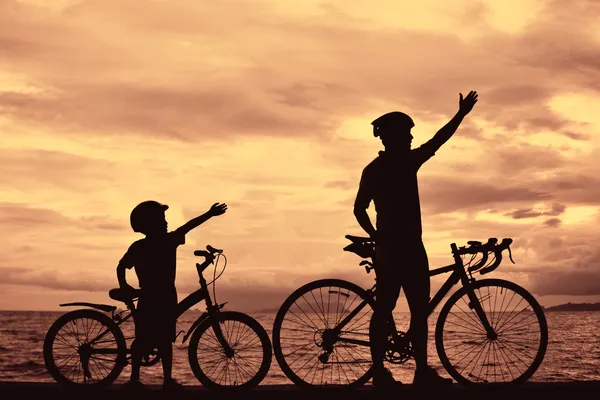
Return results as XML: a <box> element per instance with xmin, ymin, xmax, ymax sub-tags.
<box><xmin>1</xmin><ymin>0</ymin><xmax>600</xmax><ymax>312</ymax></box>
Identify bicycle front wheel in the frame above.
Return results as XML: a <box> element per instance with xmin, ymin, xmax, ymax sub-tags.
<box><xmin>272</xmin><ymin>279</ymin><xmax>376</xmax><ymax>388</ymax></box>
<box><xmin>188</xmin><ymin>311</ymin><xmax>272</xmax><ymax>390</ymax></box>
<box><xmin>43</xmin><ymin>309</ymin><xmax>127</xmax><ymax>387</ymax></box>
<box><xmin>435</xmin><ymin>279</ymin><xmax>548</xmax><ymax>385</ymax></box>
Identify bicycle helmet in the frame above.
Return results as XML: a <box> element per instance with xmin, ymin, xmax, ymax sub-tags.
<box><xmin>130</xmin><ymin>200</ymin><xmax>168</xmax><ymax>233</ymax></box>
<box><xmin>372</xmin><ymin>111</ymin><xmax>414</xmax><ymax>137</ymax></box>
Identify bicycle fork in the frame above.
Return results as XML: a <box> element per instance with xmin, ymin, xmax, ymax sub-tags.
<box><xmin>464</xmin><ymin>285</ymin><xmax>496</xmax><ymax>339</ymax></box>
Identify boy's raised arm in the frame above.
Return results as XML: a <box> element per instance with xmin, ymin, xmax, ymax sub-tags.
<box><xmin>175</xmin><ymin>202</ymin><xmax>228</xmax><ymax>236</ymax></box>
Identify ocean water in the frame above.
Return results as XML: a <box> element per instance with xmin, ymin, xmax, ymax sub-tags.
<box><xmin>1</xmin><ymin>310</ymin><xmax>599</xmax><ymax>385</ymax></box>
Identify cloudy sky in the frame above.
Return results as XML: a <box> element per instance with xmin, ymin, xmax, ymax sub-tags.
<box><xmin>1</xmin><ymin>0</ymin><xmax>600</xmax><ymax>312</ymax></box>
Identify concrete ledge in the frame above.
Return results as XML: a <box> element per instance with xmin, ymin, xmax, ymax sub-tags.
<box><xmin>2</xmin><ymin>381</ymin><xmax>599</xmax><ymax>400</ymax></box>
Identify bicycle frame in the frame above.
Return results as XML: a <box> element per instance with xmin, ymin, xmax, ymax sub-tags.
<box><xmin>332</xmin><ymin>249</ymin><xmax>495</xmax><ymax>348</ymax></box>
<box><xmin>86</xmin><ymin>253</ymin><xmax>233</xmax><ymax>358</ymax></box>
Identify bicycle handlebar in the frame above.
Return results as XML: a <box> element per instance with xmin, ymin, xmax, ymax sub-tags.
<box><xmin>453</xmin><ymin>237</ymin><xmax>514</xmax><ymax>275</ymax></box>
<box><xmin>194</xmin><ymin>245</ymin><xmax>224</xmax><ymax>275</ymax></box>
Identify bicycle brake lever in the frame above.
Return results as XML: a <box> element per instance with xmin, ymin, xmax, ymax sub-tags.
<box><xmin>508</xmin><ymin>246</ymin><xmax>515</xmax><ymax>264</ymax></box>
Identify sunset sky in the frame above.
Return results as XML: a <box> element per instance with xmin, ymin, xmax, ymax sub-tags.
<box><xmin>2</xmin><ymin>0</ymin><xmax>600</xmax><ymax>312</ymax></box>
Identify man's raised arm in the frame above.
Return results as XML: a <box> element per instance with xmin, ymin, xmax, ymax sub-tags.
<box><xmin>422</xmin><ymin>90</ymin><xmax>478</xmax><ymax>155</ymax></box>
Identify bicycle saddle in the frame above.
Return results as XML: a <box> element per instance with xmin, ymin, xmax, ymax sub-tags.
<box><xmin>343</xmin><ymin>241</ymin><xmax>375</xmax><ymax>259</ymax></box>
<box><xmin>109</xmin><ymin>288</ymin><xmax>140</xmax><ymax>302</ymax></box>
<box><xmin>345</xmin><ymin>234</ymin><xmax>372</xmax><ymax>243</ymax></box>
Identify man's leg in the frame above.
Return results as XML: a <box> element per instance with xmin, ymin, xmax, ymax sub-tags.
<box><xmin>369</xmin><ymin>290</ymin><xmax>397</xmax><ymax>372</ymax></box>
<box><xmin>401</xmin><ymin>241</ymin><xmax>430</xmax><ymax>372</ymax></box>
<box><xmin>403</xmin><ymin>241</ymin><xmax>452</xmax><ymax>384</ymax></box>
<box><xmin>370</xmin><ymin>245</ymin><xmax>401</xmax><ymax>380</ymax></box>
<box><xmin>158</xmin><ymin>339</ymin><xmax>173</xmax><ymax>381</ymax></box>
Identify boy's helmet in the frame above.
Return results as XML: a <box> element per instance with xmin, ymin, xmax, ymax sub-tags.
<box><xmin>372</xmin><ymin>111</ymin><xmax>414</xmax><ymax>137</ymax></box>
<box><xmin>130</xmin><ymin>200</ymin><xmax>168</xmax><ymax>233</ymax></box>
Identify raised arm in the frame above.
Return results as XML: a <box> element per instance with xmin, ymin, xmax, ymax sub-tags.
<box><xmin>175</xmin><ymin>202</ymin><xmax>227</xmax><ymax>236</ymax></box>
<box><xmin>422</xmin><ymin>90</ymin><xmax>478</xmax><ymax>155</ymax></box>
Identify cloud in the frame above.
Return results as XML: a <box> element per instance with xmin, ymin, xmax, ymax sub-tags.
<box><xmin>0</xmin><ymin>202</ymin><xmax>127</xmax><ymax>232</ymax></box>
<box><xmin>505</xmin><ymin>203</ymin><xmax>566</xmax><ymax>219</ymax></box>
<box><xmin>543</xmin><ymin>218</ymin><xmax>561</xmax><ymax>227</ymax></box>
<box><xmin>0</xmin><ymin>203</ymin><xmax>70</xmax><ymax>227</ymax></box>
<box><xmin>2</xmin><ymin>0</ymin><xmax>599</xmax><ymax>144</ymax></box>
<box><xmin>0</xmin><ymin>149</ymin><xmax>116</xmax><ymax>192</ymax></box>
<box><xmin>531</xmin><ymin>269</ymin><xmax>600</xmax><ymax>296</ymax></box>
<box><xmin>421</xmin><ymin>179</ymin><xmax>552</xmax><ymax>215</ymax></box>
<box><xmin>1</xmin><ymin>267</ymin><xmax>110</xmax><ymax>292</ymax></box>
<box><xmin>2</xmin><ymin>0</ymin><xmax>600</xmax><ymax>310</ymax></box>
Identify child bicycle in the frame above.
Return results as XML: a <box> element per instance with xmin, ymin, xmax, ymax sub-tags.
<box><xmin>43</xmin><ymin>245</ymin><xmax>272</xmax><ymax>390</ymax></box>
<box><xmin>272</xmin><ymin>236</ymin><xmax>548</xmax><ymax>387</ymax></box>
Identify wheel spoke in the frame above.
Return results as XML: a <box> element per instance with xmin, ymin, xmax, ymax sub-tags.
<box><xmin>190</xmin><ymin>313</ymin><xmax>267</xmax><ymax>388</ymax></box>
<box><xmin>274</xmin><ymin>280</ymin><xmax>374</xmax><ymax>387</ymax></box>
<box><xmin>439</xmin><ymin>281</ymin><xmax>546</xmax><ymax>384</ymax></box>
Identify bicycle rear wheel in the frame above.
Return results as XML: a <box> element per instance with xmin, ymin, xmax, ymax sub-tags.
<box><xmin>435</xmin><ymin>279</ymin><xmax>548</xmax><ymax>384</ymax></box>
<box><xmin>188</xmin><ymin>311</ymin><xmax>272</xmax><ymax>390</ymax></box>
<box><xmin>43</xmin><ymin>309</ymin><xmax>127</xmax><ymax>387</ymax></box>
<box><xmin>272</xmin><ymin>279</ymin><xmax>376</xmax><ymax>388</ymax></box>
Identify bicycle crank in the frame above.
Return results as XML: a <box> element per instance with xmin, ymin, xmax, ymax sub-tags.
<box><xmin>385</xmin><ymin>331</ymin><xmax>413</xmax><ymax>364</ymax></box>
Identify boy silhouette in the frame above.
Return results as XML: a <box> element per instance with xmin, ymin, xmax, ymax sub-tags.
<box><xmin>117</xmin><ymin>200</ymin><xmax>227</xmax><ymax>389</ymax></box>
<box><xmin>353</xmin><ymin>91</ymin><xmax>478</xmax><ymax>386</ymax></box>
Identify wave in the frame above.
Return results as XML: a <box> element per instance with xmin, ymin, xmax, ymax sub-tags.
<box><xmin>5</xmin><ymin>360</ymin><xmax>46</xmax><ymax>373</ymax></box>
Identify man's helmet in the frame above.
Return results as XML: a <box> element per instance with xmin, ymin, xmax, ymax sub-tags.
<box><xmin>371</xmin><ymin>111</ymin><xmax>414</xmax><ymax>137</ymax></box>
<box><xmin>130</xmin><ymin>200</ymin><xmax>168</xmax><ymax>233</ymax></box>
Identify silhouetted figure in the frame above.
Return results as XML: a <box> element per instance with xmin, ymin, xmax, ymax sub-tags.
<box><xmin>353</xmin><ymin>91</ymin><xmax>478</xmax><ymax>386</ymax></box>
<box><xmin>116</xmin><ymin>200</ymin><xmax>227</xmax><ymax>390</ymax></box>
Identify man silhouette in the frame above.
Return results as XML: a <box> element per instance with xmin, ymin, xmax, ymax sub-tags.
<box><xmin>353</xmin><ymin>91</ymin><xmax>478</xmax><ymax>386</ymax></box>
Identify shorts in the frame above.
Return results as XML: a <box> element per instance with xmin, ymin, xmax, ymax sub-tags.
<box><xmin>374</xmin><ymin>238</ymin><xmax>430</xmax><ymax>314</ymax></box>
<box><xmin>134</xmin><ymin>287</ymin><xmax>178</xmax><ymax>346</ymax></box>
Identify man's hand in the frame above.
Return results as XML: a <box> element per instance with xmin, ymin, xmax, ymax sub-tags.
<box><xmin>208</xmin><ymin>202</ymin><xmax>228</xmax><ymax>217</ymax></box>
<box><xmin>458</xmin><ymin>90</ymin><xmax>478</xmax><ymax>115</ymax></box>
<box><xmin>369</xmin><ymin>230</ymin><xmax>380</xmax><ymax>243</ymax></box>
<box><xmin>120</xmin><ymin>283</ymin><xmax>136</xmax><ymax>292</ymax></box>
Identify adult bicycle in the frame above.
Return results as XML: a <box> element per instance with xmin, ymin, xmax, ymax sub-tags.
<box><xmin>272</xmin><ymin>236</ymin><xmax>547</xmax><ymax>387</ymax></box>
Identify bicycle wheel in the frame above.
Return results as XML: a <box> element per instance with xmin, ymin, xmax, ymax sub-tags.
<box><xmin>435</xmin><ymin>279</ymin><xmax>548</xmax><ymax>385</ymax></box>
<box><xmin>188</xmin><ymin>311</ymin><xmax>272</xmax><ymax>390</ymax></box>
<box><xmin>43</xmin><ymin>309</ymin><xmax>127</xmax><ymax>387</ymax></box>
<box><xmin>272</xmin><ymin>279</ymin><xmax>376</xmax><ymax>388</ymax></box>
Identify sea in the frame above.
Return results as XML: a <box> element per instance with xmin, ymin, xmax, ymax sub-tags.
<box><xmin>1</xmin><ymin>310</ymin><xmax>599</xmax><ymax>385</ymax></box>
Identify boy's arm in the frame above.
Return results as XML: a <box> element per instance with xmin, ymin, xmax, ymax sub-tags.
<box><xmin>116</xmin><ymin>262</ymin><xmax>132</xmax><ymax>289</ymax></box>
<box><xmin>116</xmin><ymin>246</ymin><xmax>135</xmax><ymax>290</ymax></box>
<box><xmin>175</xmin><ymin>202</ymin><xmax>227</xmax><ymax>236</ymax></box>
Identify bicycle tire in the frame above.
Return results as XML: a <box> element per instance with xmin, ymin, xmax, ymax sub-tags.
<box><xmin>43</xmin><ymin>309</ymin><xmax>127</xmax><ymax>387</ymax></box>
<box><xmin>272</xmin><ymin>279</ymin><xmax>376</xmax><ymax>388</ymax></box>
<box><xmin>435</xmin><ymin>279</ymin><xmax>548</xmax><ymax>385</ymax></box>
<box><xmin>188</xmin><ymin>311</ymin><xmax>272</xmax><ymax>390</ymax></box>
